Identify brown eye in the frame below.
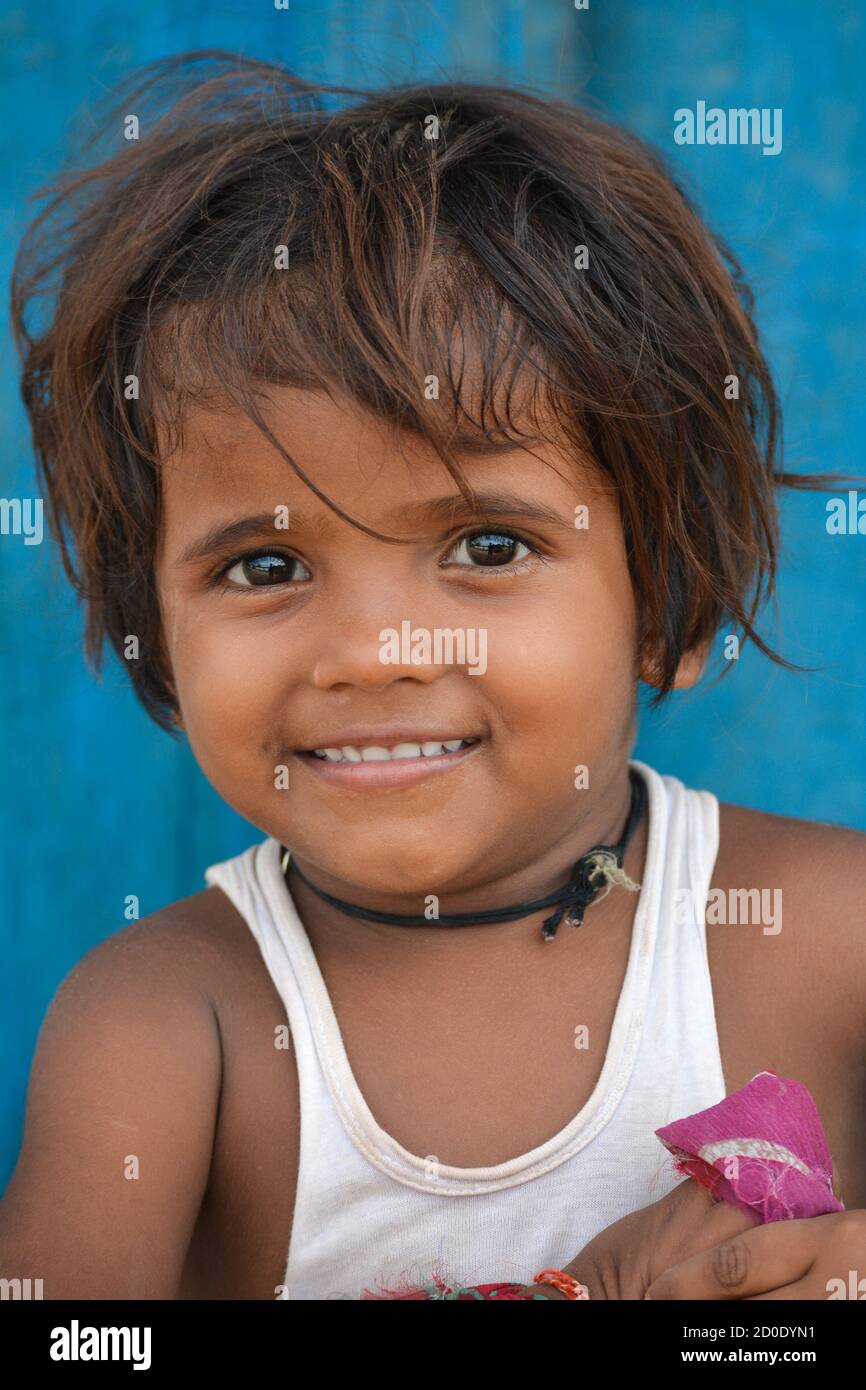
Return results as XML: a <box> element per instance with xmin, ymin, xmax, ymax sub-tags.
<box><xmin>224</xmin><ymin>552</ymin><xmax>311</xmax><ymax>587</ymax></box>
<box><xmin>446</xmin><ymin>531</ymin><xmax>532</xmax><ymax>567</ymax></box>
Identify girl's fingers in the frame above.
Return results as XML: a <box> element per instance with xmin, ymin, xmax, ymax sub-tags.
<box><xmin>704</xmin><ymin>1195</ymin><xmax>762</xmax><ymax>1240</ymax></box>
<box><xmin>679</xmin><ymin>1181</ymin><xmax>761</xmax><ymax>1247</ymax></box>
<box><xmin>645</xmin><ymin>1218</ymin><xmax>821</xmax><ymax>1301</ymax></box>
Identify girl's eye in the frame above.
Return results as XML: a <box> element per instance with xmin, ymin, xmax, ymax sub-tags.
<box><xmin>444</xmin><ymin>530</ymin><xmax>534</xmax><ymax>568</ymax></box>
<box><xmin>221</xmin><ymin>551</ymin><xmax>312</xmax><ymax>588</ymax></box>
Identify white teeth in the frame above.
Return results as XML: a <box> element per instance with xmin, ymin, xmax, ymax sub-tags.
<box><xmin>310</xmin><ymin>738</ymin><xmax>477</xmax><ymax>763</ymax></box>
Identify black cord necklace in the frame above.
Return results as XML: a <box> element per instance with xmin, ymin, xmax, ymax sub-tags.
<box><xmin>280</xmin><ymin>766</ymin><xmax>647</xmax><ymax>943</ymax></box>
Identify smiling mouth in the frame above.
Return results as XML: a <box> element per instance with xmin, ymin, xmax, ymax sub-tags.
<box><xmin>304</xmin><ymin>736</ymin><xmax>480</xmax><ymax>764</ymax></box>
<box><xmin>294</xmin><ymin>734</ymin><xmax>483</xmax><ymax>788</ymax></box>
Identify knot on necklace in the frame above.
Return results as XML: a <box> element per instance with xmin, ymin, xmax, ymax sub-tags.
<box><xmin>541</xmin><ymin>847</ymin><xmax>642</xmax><ymax>941</ymax></box>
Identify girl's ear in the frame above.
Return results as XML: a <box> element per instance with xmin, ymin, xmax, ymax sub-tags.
<box><xmin>639</xmin><ymin>640</ymin><xmax>711</xmax><ymax>692</ymax></box>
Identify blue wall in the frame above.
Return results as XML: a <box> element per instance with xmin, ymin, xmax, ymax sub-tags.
<box><xmin>2</xmin><ymin>0</ymin><xmax>864</xmax><ymax>1188</ymax></box>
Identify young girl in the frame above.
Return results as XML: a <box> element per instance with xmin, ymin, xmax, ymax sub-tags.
<box><xmin>3</xmin><ymin>52</ymin><xmax>864</xmax><ymax>1301</ymax></box>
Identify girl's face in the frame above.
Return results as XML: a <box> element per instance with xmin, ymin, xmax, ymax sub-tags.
<box><xmin>156</xmin><ymin>386</ymin><xmax>671</xmax><ymax>906</ymax></box>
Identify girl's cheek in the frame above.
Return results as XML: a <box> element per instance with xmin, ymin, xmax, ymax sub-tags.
<box><xmin>496</xmin><ymin>594</ymin><xmax>630</xmax><ymax>695</ymax></box>
<box><xmin>169</xmin><ymin>604</ymin><xmax>270</xmax><ymax>702</ymax></box>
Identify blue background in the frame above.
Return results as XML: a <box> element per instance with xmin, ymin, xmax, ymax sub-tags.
<box><xmin>2</xmin><ymin>0</ymin><xmax>864</xmax><ymax>1189</ymax></box>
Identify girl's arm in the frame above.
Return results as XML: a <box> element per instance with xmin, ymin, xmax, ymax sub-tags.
<box><xmin>0</xmin><ymin>925</ymin><xmax>222</xmax><ymax>1298</ymax></box>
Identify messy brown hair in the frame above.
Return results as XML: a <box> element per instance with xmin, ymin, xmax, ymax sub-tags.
<box><xmin>10</xmin><ymin>50</ymin><xmax>849</xmax><ymax>732</ymax></box>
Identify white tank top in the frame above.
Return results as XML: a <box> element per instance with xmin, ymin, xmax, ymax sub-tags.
<box><xmin>203</xmin><ymin>758</ymin><xmax>727</xmax><ymax>1299</ymax></box>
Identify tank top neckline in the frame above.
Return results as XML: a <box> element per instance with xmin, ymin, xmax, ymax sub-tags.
<box><xmin>250</xmin><ymin>757</ymin><xmax>668</xmax><ymax>1191</ymax></box>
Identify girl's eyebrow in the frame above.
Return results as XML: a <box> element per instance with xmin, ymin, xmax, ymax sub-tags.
<box><xmin>395</xmin><ymin>490</ymin><xmax>574</xmax><ymax>531</ymax></box>
<box><xmin>178</xmin><ymin>513</ymin><xmax>289</xmax><ymax>566</ymax></box>
<box><xmin>178</xmin><ymin>490</ymin><xmax>573</xmax><ymax>565</ymax></box>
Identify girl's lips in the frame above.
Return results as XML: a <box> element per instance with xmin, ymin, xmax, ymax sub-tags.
<box><xmin>295</xmin><ymin>739</ymin><xmax>482</xmax><ymax>790</ymax></box>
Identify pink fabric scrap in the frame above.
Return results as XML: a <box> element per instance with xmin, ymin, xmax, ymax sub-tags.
<box><xmin>655</xmin><ymin>1070</ymin><xmax>844</xmax><ymax>1223</ymax></box>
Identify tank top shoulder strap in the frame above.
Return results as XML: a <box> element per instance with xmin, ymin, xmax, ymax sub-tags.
<box><xmin>204</xmin><ymin>837</ymin><xmax>344</xmax><ymax>1142</ymax></box>
<box><xmin>628</xmin><ymin>758</ymin><xmax>727</xmax><ymax>1106</ymax></box>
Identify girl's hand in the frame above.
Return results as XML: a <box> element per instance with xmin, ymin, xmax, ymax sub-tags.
<box><xmin>644</xmin><ymin>1208</ymin><xmax>866</xmax><ymax>1300</ymax></box>
<box><xmin>553</xmin><ymin>1178</ymin><xmax>760</xmax><ymax>1300</ymax></box>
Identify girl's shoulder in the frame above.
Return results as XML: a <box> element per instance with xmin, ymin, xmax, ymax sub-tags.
<box><xmin>714</xmin><ymin>799</ymin><xmax>866</xmax><ymax>949</ymax></box>
<box><xmin>3</xmin><ymin>882</ymin><xmax>298</xmax><ymax>1298</ymax></box>
<box><xmin>711</xmin><ymin>798</ymin><xmax>866</xmax><ymax>1031</ymax></box>
<box><xmin>709</xmin><ymin>800</ymin><xmax>866</xmax><ymax>1206</ymax></box>
<box><xmin>2</xmin><ymin>887</ymin><xmax>226</xmax><ymax>1296</ymax></box>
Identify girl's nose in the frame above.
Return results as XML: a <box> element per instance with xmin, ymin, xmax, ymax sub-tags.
<box><xmin>310</xmin><ymin>622</ymin><xmax>450</xmax><ymax>691</ymax></box>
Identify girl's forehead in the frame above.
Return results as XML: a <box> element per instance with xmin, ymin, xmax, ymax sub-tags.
<box><xmin>163</xmin><ymin>388</ymin><xmax>415</xmax><ymax>474</ymax></box>
<box><xmin>158</xmin><ymin>384</ymin><xmax>603</xmax><ymax>515</ymax></box>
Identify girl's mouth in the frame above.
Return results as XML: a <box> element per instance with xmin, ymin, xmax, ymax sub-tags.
<box><xmin>295</xmin><ymin>735</ymin><xmax>482</xmax><ymax>789</ymax></box>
